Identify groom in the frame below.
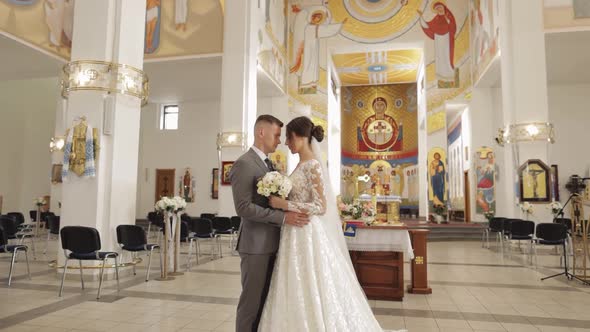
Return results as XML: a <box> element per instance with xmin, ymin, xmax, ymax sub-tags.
<box><xmin>229</xmin><ymin>114</ymin><xmax>310</xmax><ymax>332</ymax></box>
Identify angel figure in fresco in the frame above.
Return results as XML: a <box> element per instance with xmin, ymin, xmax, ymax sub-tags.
<box><xmin>44</xmin><ymin>0</ymin><xmax>74</xmax><ymax>51</ymax></box>
<box><xmin>418</xmin><ymin>1</ymin><xmax>458</xmax><ymax>88</ymax></box>
<box><xmin>175</xmin><ymin>0</ymin><xmax>188</xmax><ymax>31</ymax></box>
<box><xmin>144</xmin><ymin>0</ymin><xmax>161</xmax><ymax>54</ymax></box>
<box><xmin>290</xmin><ymin>5</ymin><xmax>347</xmax><ymax>94</ymax></box>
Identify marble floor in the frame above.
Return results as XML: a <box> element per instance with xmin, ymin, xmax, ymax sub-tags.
<box><xmin>1</xmin><ymin>235</ymin><xmax>589</xmax><ymax>332</ymax></box>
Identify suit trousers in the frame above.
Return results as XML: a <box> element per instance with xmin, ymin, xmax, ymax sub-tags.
<box><xmin>235</xmin><ymin>253</ymin><xmax>276</xmax><ymax>332</ymax></box>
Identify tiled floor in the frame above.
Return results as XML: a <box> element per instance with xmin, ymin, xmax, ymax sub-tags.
<box><xmin>1</xmin><ymin>234</ymin><xmax>589</xmax><ymax>331</ymax></box>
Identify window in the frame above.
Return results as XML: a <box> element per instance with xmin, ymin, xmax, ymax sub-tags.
<box><xmin>160</xmin><ymin>105</ymin><xmax>179</xmax><ymax>130</ymax></box>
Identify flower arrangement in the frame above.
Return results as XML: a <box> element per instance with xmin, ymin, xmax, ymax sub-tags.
<box><xmin>34</xmin><ymin>197</ymin><xmax>46</xmax><ymax>207</ymax></box>
<box><xmin>483</xmin><ymin>210</ymin><xmax>495</xmax><ymax>222</ymax></box>
<box><xmin>519</xmin><ymin>202</ymin><xmax>533</xmax><ymax>215</ymax></box>
<box><xmin>338</xmin><ymin>201</ymin><xmax>375</xmax><ymax>220</ymax></box>
<box><xmin>155</xmin><ymin>196</ymin><xmax>187</xmax><ymax>214</ymax></box>
<box><xmin>433</xmin><ymin>204</ymin><xmax>446</xmax><ymax>216</ymax></box>
<box><xmin>548</xmin><ymin>201</ymin><xmax>562</xmax><ymax>217</ymax></box>
<box><xmin>256</xmin><ymin>171</ymin><xmax>292</xmax><ymax>199</ymax></box>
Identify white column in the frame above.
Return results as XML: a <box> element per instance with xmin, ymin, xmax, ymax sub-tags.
<box><xmin>498</xmin><ymin>0</ymin><xmax>552</xmax><ymax>221</ymax></box>
<box><xmin>59</xmin><ymin>0</ymin><xmax>146</xmax><ymax>264</ymax></box>
<box><xmin>218</xmin><ymin>0</ymin><xmax>259</xmax><ymax>217</ymax></box>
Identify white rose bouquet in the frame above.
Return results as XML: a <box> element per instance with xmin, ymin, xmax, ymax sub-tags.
<box><xmin>155</xmin><ymin>196</ymin><xmax>187</xmax><ymax>213</ymax></box>
<box><xmin>34</xmin><ymin>197</ymin><xmax>46</xmax><ymax>207</ymax></box>
<box><xmin>519</xmin><ymin>202</ymin><xmax>533</xmax><ymax>215</ymax></box>
<box><xmin>257</xmin><ymin>171</ymin><xmax>292</xmax><ymax>199</ymax></box>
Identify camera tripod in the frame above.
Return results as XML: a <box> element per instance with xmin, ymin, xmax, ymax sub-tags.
<box><xmin>542</xmin><ymin>193</ymin><xmax>590</xmax><ymax>285</ymax></box>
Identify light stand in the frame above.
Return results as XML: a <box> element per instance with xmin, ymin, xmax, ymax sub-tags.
<box><xmin>543</xmin><ymin>191</ymin><xmax>590</xmax><ymax>285</ymax></box>
<box><xmin>541</xmin><ymin>193</ymin><xmax>590</xmax><ymax>285</ymax></box>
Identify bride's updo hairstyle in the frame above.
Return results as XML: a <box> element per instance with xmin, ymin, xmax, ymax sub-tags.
<box><xmin>286</xmin><ymin>116</ymin><xmax>324</xmax><ymax>143</ymax></box>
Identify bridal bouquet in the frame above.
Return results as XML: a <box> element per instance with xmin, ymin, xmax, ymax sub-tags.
<box><xmin>34</xmin><ymin>197</ymin><xmax>46</xmax><ymax>207</ymax></box>
<box><xmin>257</xmin><ymin>171</ymin><xmax>292</xmax><ymax>199</ymax></box>
<box><xmin>155</xmin><ymin>196</ymin><xmax>187</xmax><ymax>213</ymax></box>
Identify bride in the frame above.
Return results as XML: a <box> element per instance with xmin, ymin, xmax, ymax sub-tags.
<box><xmin>259</xmin><ymin>116</ymin><xmax>400</xmax><ymax>332</ymax></box>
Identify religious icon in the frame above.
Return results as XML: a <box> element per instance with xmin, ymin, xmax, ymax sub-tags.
<box><xmin>428</xmin><ymin>147</ymin><xmax>447</xmax><ymax>208</ymax></box>
<box><xmin>475</xmin><ymin>147</ymin><xmax>495</xmax><ymax>214</ymax></box>
<box><xmin>62</xmin><ymin>117</ymin><xmax>99</xmax><ymax>179</ymax></box>
<box><xmin>269</xmin><ymin>150</ymin><xmax>287</xmax><ymax>175</ymax></box>
<box><xmin>221</xmin><ymin>161</ymin><xmax>234</xmax><ymax>185</ymax></box>
<box><xmin>290</xmin><ymin>5</ymin><xmax>347</xmax><ymax>94</ymax></box>
<box><xmin>418</xmin><ymin>0</ymin><xmax>459</xmax><ymax>88</ymax></box>
<box><xmin>51</xmin><ymin>164</ymin><xmax>63</xmax><ymax>184</ymax></box>
<box><xmin>178</xmin><ymin>168</ymin><xmax>195</xmax><ymax>203</ymax></box>
<box><xmin>358</xmin><ymin>96</ymin><xmax>402</xmax><ymax>152</ymax></box>
<box><xmin>518</xmin><ymin>159</ymin><xmax>551</xmax><ymax>203</ymax></box>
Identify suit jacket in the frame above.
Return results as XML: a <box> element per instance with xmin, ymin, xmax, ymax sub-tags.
<box><xmin>229</xmin><ymin>148</ymin><xmax>284</xmax><ymax>254</ymax></box>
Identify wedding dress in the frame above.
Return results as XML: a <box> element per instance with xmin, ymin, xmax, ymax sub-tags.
<box><xmin>258</xmin><ymin>158</ymin><xmax>398</xmax><ymax>332</ymax></box>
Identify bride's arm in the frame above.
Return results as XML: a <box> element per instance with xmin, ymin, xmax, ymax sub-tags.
<box><xmin>269</xmin><ymin>161</ymin><xmax>326</xmax><ymax>215</ymax></box>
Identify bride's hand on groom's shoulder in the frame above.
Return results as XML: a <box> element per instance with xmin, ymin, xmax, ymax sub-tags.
<box><xmin>269</xmin><ymin>195</ymin><xmax>288</xmax><ymax>210</ymax></box>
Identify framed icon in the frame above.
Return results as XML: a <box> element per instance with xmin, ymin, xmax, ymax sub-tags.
<box><xmin>221</xmin><ymin>161</ymin><xmax>234</xmax><ymax>185</ymax></box>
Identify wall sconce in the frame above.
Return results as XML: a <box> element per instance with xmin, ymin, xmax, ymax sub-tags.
<box><xmin>495</xmin><ymin>122</ymin><xmax>555</xmax><ymax>146</ymax></box>
<box><xmin>60</xmin><ymin>60</ymin><xmax>149</xmax><ymax>106</ymax></box>
<box><xmin>217</xmin><ymin>132</ymin><xmax>246</xmax><ymax>150</ymax></box>
<box><xmin>49</xmin><ymin>136</ymin><xmax>65</xmax><ymax>152</ymax></box>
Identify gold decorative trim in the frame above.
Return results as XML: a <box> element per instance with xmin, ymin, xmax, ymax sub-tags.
<box><xmin>495</xmin><ymin>122</ymin><xmax>556</xmax><ymax>146</ymax></box>
<box><xmin>60</xmin><ymin>60</ymin><xmax>149</xmax><ymax>106</ymax></box>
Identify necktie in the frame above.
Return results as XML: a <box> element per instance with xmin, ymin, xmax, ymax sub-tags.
<box><xmin>264</xmin><ymin>158</ymin><xmax>274</xmax><ymax>171</ymax></box>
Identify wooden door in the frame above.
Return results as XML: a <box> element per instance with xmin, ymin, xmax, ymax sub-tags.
<box><xmin>464</xmin><ymin>171</ymin><xmax>470</xmax><ymax>223</ymax></box>
<box><xmin>155</xmin><ymin>169</ymin><xmax>175</xmax><ymax>203</ymax></box>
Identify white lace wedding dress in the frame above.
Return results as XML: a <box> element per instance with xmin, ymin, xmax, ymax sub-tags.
<box><xmin>258</xmin><ymin>159</ymin><xmax>393</xmax><ymax>332</ymax></box>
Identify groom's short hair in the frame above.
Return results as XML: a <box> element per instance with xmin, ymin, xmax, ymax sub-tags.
<box><xmin>255</xmin><ymin>114</ymin><xmax>283</xmax><ymax>128</ymax></box>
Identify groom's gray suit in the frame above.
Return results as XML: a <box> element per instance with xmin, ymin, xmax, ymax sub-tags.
<box><xmin>229</xmin><ymin>148</ymin><xmax>284</xmax><ymax>332</ymax></box>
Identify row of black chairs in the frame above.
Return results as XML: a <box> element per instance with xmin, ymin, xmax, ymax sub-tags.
<box><xmin>482</xmin><ymin>217</ymin><xmax>571</xmax><ymax>266</ymax></box>
<box><xmin>59</xmin><ymin>224</ymin><xmax>161</xmax><ymax>299</ymax></box>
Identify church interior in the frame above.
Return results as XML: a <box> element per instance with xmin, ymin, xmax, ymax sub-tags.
<box><xmin>1</xmin><ymin>0</ymin><xmax>590</xmax><ymax>331</ymax></box>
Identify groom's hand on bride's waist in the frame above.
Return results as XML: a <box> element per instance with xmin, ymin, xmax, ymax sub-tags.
<box><xmin>284</xmin><ymin>212</ymin><xmax>309</xmax><ymax>227</ymax></box>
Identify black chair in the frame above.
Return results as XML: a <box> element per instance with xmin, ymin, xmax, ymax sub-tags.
<box><xmin>482</xmin><ymin>217</ymin><xmax>505</xmax><ymax>249</ymax></box>
<box><xmin>507</xmin><ymin>219</ymin><xmax>535</xmax><ymax>261</ymax></box>
<box><xmin>186</xmin><ymin>218</ymin><xmax>219</xmax><ymax>270</ymax></box>
<box><xmin>0</xmin><ymin>216</ymin><xmax>36</xmax><ymax>259</ymax></box>
<box><xmin>117</xmin><ymin>225</ymin><xmax>162</xmax><ymax>282</ymax></box>
<box><xmin>500</xmin><ymin>219</ymin><xmax>515</xmax><ymax>254</ymax></box>
<box><xmin>44</xmin><ymin>215</ymin><xmax>60</xmax><ymax>255</ymax></box>
<box><xmin>180</xmin><ymin>213</ymin><xmax>191</xmax><ymax>222</ymax></box>
<box><xmin>200</xmin><ymin>213</ymin><xmax>216</xmax><ymax>220</ymax></box>
<box><xmin>59</xmin><ymin>226</ymin><xmax>120</xmax><ymax>299</ymax></box>
<box><xmin>212</xmin><ymin>217</ymin><xmax>233</xmax><ymax>255</ymax></box>
<box><xmin>533</xmin><ymin>223</ymin><xmax>568</xmax><ymax>268</ymax></box>
<box><xmin>0</xmin><ymin>225</ymin><xmax>31</xmax><ymax>286</ymax></box>
<box><xmin>230</xmin><ymin>216</ymin><xmax>241</xmax><ymax>232</ymax></box>
<box><xmin>147</xmin><ymin>212</ymin><xmax>164</xmax><ymax>241</ymax></box>
<box><xmin>6</xmin><ymin>212</ymin><xmax>30</xmax><ymax>232</ymax></box>
<box><xmin>42</xmin><ymin>212</ymin><xmax>55</xmax><ymax>229</ymax></box>
<box><xmin>29</xmin><ymin>210</ymin><xmax>46</xmax><ymax>231</ymax></box>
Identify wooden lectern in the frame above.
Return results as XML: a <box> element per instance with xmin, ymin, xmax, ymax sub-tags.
<box><xmin>407</xmin><ymin>229</ymin><xmax>432</xmax><ymax>294</ymax></box>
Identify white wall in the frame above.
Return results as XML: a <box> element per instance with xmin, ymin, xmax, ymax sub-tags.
<box><xmin>0</xmin><ymin>78</ymin><xmax>57</xmax><ymax>214</ymax></box>
<box><xmin>136</xmin><ymin>100</ymin><xmax>220</xmax><ymax>219</ymax></box>
<box><xmin>548</xmin><ymin>84</ymin><xmax>590</xmax><ymax>214</ymax></box>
